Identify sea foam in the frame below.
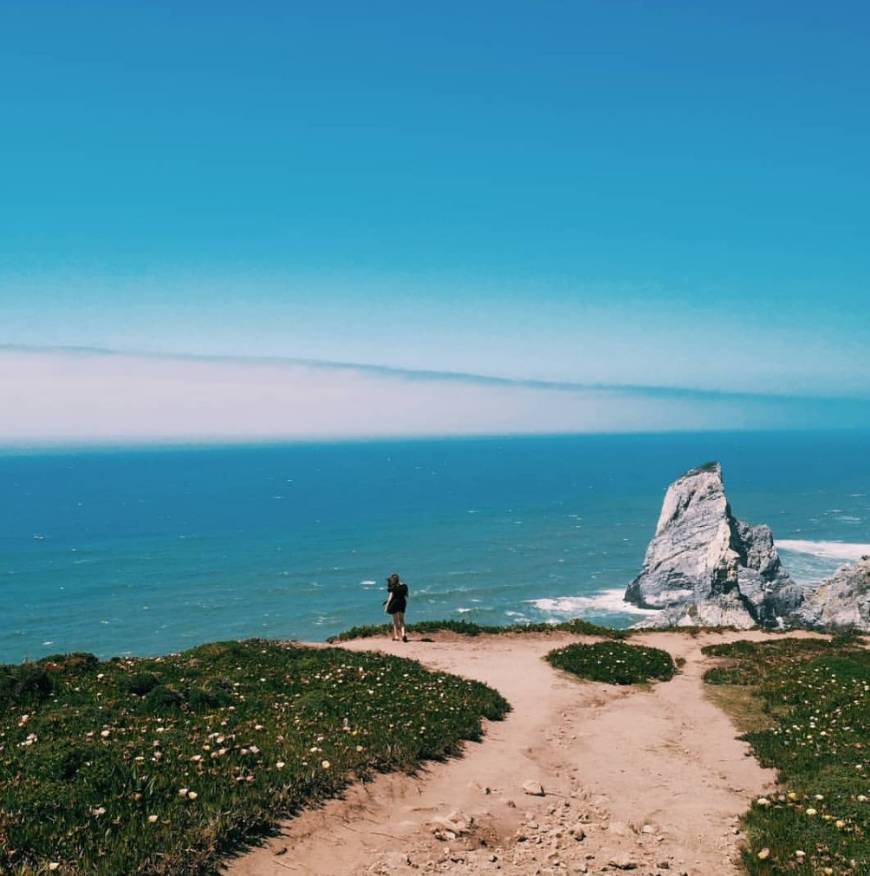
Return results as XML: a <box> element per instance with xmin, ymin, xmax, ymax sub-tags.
<box><xmin>778</xmin><ymin>540</ymin><xmax>870</xmax><ymax>561</ymax></box>
<box><xmin>530</xmin><ymin>588</ymin><xmax>657</xmax><ymax>617</ymax></box>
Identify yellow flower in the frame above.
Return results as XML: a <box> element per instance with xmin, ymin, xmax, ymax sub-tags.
<box><xmin>805</xmin><ymin>808</ymin><xmax>817</xmax><ymax>816</ymax></box>
<box><xmin>147</xmin><ymin>815</ymin><xmax>158</xmax><ymax>824</ymax></box>
<box><xmin>321</xmin><ymin>760</ymin><xmax>331</xmax><ymax>769</ymax></box>
<box><xmin>757</xmin><ymin>848</ymin><xmax>770</xmax><ymax>861</ymax></box>
<box><xmin>187</xmin><ymin>791</ymin><xmax>198</xmax><ymax>800</ymax></box>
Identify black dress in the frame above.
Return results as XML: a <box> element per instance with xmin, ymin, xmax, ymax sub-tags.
<box><xmin>387</xmin><ymin>582</ymin><xmax>408</xmax><ymax>614</ymax></box>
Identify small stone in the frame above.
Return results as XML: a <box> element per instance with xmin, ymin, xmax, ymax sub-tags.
<box><xmin>607</xmin><ymin>821</ymin><xmax>630</xmax><ymax>836</ymax></box>
<box><xmin>381</xmin><ymin>851</ymin><xmax>410</xmax><ymax>869</ymax></box>
<box><xmin>608</xmin><ymin>855</ymin><xmax>638</xmax><ymax>870</ymax></box>
<box><xmin>523</xmin><ymin>780</ymin><xmax>545</xmax><ymax>796</ymax></box>
<box><xmin>641</xmin><ymin>824</ymin><xmax>656</xmax><ymax>834</ymax></box>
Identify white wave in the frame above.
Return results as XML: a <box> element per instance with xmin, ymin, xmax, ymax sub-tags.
<box><xmin>778</xmin><ymin>540</ymin><xmax>870</xmax><ymax>561</ymax></box>
<box><xmin>360</xmin><ymin>579</ymin><xmax>376</xmax><ymax>587</ymax></box>
<box><xmin>455</xmin><ymin>607</ymin><xmax>473</xmax><ymax>614</ymax></box>
<box><xmin>529</xmin><ymin>588</ymin><xmax>657</xmax><ymax>617</ymax></box>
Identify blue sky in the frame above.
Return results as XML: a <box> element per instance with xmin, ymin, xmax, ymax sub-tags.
<box><xmin>1</xmin><ymin>1</ymin><xmax>868</xmax><ymax>438</ymax></box>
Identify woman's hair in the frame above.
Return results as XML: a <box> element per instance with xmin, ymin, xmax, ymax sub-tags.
<box><xmin>387</xmin><ymin>572</ymin><xmax>400</xmax><ymax>588</ymax></box>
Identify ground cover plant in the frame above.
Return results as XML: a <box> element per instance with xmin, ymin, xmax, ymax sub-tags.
<box><xmin>545</xmin><ymin>640</ymin><xmax>676</xmax><ymax>685</ymax></box>
<box><xmin>702</xmin><ymin>636</ymin><xmax>868</xmax><ymax>874</ymax></box>
<box><xmin>328</xmin><ymin>617</ymin><xmax>629</xmax><ymax>642</ymax></box>
<box><xmin>0</xmin><ymin>640</ymin><xmax>508</xmax><ymax>875</ymax></box>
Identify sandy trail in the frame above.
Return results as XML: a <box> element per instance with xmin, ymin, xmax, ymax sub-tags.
<box><xmin>226</xmin><ymin>630</ymin><xmax>808</xmax><ymax>876</ymax></box>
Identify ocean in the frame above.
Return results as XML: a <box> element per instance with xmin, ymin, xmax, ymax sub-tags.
<box><xmin>1</xmin><ymin>431</ymin><xmax>868</xmax><ymax>664</ymax></box>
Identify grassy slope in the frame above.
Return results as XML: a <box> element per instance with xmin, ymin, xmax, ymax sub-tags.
<box><xmin>702</xmin><ymin>637</ymin><xmax>868</xmax><ymax>875</ymax></box>
<box><xmin>327</xmin><ymin>617</ymin><xmax>780</xmax><ymax>644</ymax></box>
<box><xmin>0</xmin><ymin>640</ymin><xmax>508</xmax><ymax>875</ymax></box>
<box><xmin>328</xmin><ymin>618</ymin><xmax>629</xmax><ymax>642</ymax></box>
<box><xmin>546</xmin><ymin>640</ymin><xmax>676</xmax><ymax>685</ymax></box>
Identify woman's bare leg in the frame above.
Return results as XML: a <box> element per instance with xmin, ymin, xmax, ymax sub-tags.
<box><xmin>391</xmin><ymin>614</ymin><xmax>400</xmax><ymax>640</ymax></box>
<box><xmin>395</xmin><ymin>612</ymin><xmax>406</xmax><ymax>641</ymax></box>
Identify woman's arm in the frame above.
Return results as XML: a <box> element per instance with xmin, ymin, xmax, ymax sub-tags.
<box><xmin>384</xmin><ymin>591</ymin><xmax>393</xmax><ymax>613</ymax></box>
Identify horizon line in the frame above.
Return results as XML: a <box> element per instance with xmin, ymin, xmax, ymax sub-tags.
<box><xmin>2</xmin><ymin>426</ymin><xmax>869</xmax><ymax>456</ymax></box>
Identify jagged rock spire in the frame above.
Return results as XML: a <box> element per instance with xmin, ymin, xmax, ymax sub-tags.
<box><xmin>624</xmin><ymin>462</ymin><xmax>798</xmax><ymax>628</ymax></box>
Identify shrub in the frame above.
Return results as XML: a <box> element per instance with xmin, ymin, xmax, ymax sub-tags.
<box><xmin>126</xmin><ymin>671</ymin><xmax>161</xmax><ymax>696</ymax></box>
<box><xmin>545</xmin><ymin>641</ymin><xmax>676</xmax><ymax>685</ymax></box>
<box><xmin>0</xmin><ymin>664</ymin><xmax>55</xmax><ymax>707</ymax></box>
<box><xmin>38</xmin><ymin>652</ymin><xmax>99</xmax><ymax>674</ymax></box>
<box><xmin>141</xmin><ymin>684</ymin><xmax>184</xmax><ymax>711</ymax></box>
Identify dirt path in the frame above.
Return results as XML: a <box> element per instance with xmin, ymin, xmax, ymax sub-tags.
<box><xmin>225</xmin><ymin>630</ymin><xmax>810</xmax><ymax>876</ymax></box>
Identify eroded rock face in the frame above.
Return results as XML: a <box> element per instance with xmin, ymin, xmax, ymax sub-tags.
<box><xmin>624</xmin><ymin>462</ymin><xmax>796</xmax><ymax>628</ymax></box>
<box><xmin>793</xmin><ymin>557</ymin><xmax>870</xmax><ymax>632</ymax></box>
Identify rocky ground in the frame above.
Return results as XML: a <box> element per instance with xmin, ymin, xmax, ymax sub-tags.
<box><xmin>224</xmin><ymin>629</ymin><xmax>824</xmax><ymax>876</ymax></box>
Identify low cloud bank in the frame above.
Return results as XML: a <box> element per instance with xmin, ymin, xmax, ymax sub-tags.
<box><xmin>0</xmin><ymin>348</ymin><xmax>866</xmax><ymax>444</ymax></box>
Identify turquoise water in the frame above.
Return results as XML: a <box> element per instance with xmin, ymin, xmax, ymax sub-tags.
<box><xmin>1</xmin><ymin>432</ymin><xmax>868</xmax><ymax>663</ymax></box>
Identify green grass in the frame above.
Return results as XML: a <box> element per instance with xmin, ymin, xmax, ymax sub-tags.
<box><xmin>328</xmin><ymin>617</ymin><xmax>629</xmax><ymax>642</ymax></box>
<box><xmin>545</xmin><ymin>640</ymin><xmax>676</xmax><ymax>685</ymax></box>
<box><xmin>0</xmin><ymin>640</ymin><xmax>508</xmax><ymax>875</ymax></box>
<box><xmin>701</xmin><ymin>636</ymin><xmax>869</xmax><ymax>875</ymax></box>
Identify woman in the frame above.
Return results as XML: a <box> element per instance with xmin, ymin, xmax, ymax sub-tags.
<box><xmin>384</xmin><ymin>572</ymin><xmax>408</xmax><ymax>642</ymax></box>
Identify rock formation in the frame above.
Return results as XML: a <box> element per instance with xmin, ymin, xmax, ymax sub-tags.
<box><xmin>792</xmin><ymin>556</ymin><xmax>870</xmax><ymax>632</ymax></box>
<box><xmin>624</xmin><ymin>462</ymin><xmax>800</xmax><ymax>628</ymax></box>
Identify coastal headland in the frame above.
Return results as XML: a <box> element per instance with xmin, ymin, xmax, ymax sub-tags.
<box><xmin>3</xmin><ymin>625</ymin><xmax>866</xmax><ymax>874</ymax></box>
<box><xmin>228</xmin><ymin>627</ymin><xmax>863</xmax><ymax>875</ymax></box>
<box><xmin>3</xmin><ymin>463</ymin><xmax>867</xmax><ymax>874</ymax></box>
